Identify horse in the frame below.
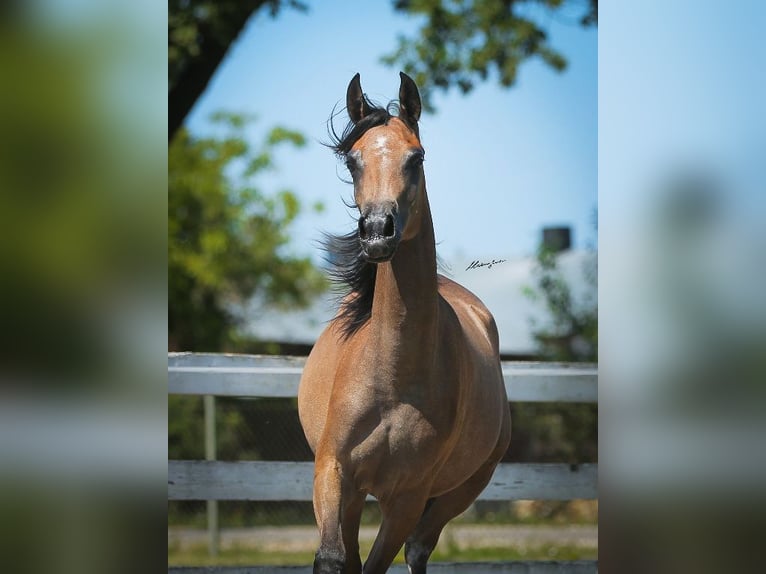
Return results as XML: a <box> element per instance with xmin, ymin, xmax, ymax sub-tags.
<box><xmin>298</xmin><ymin>72</ymin><xmax>511</xmax><ymax>574</ymax></box>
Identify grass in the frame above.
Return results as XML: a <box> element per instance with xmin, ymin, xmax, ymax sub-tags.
<box><xmin>168</xmin><ymin>544</ymin><xmax>316</xmax><ymax>567</ymax></box>
<box><xmin>168</xmin><ymin>501</ymin><xmax>599</xmax><ymax>566</ymax></box>
<box><xmin>168</xmin><ymin>541</ymin><xmax>597</xmax><ymax>567</ymax></box>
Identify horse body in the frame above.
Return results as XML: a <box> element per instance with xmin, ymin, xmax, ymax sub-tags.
<box><xmin>301</xmin><ymin>255</ymin><xmax>506</xmax><ymax>501</ymax></box>
<box><xmin>298</xmin><ymin>73</ymin><xmax>510</xmax><ymax>574</ymax></box>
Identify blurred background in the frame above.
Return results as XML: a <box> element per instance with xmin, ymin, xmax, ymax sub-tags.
<box><xmin>0</xmin><ymin>2</ymin><xmax>165</xmax><ymax>574</ymax></box>
<box><xmin>599</xmin><ymin>2</ymin><xmax>766</xmax><ymax>572</ymax></box>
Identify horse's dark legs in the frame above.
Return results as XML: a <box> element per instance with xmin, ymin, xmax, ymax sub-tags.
<box><xmin>341</xmin><ymin>490</ymin><xmax>365</xmax><ymax>574</ymax></box>
<box><xmin>405</xmin><ymin>404</ymin><xmax>511</xmax><ymax>574</ymax></box>
<box><xmin>313</xmin><ymin>457</ymin><xmax>365</xmax><ymax>574</ymax></box>
<box><xmin>363</xmin><ymin>490</ymin><xmax>429</xmax><ymax>574</ymax></box>
<box><xmin>404</xmin><ymin>458</ymin><xmax>506</xmax><ymax>573</ymax></box>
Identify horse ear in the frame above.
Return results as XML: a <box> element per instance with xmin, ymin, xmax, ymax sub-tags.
<box><xmin>346</xmin><ymin>73</ymin><xmax>371</xmax><ymax>124</ymax></box>
<box><xmin>398</xmin><ymin>72</ymin><xmax>421</xmax><ymax>131</ymax></box>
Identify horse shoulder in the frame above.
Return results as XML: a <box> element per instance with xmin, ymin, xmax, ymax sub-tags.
<box><xmin>298</xmin><ymin>322</ymin><xmax>347</xmax><ymax>453</ymax></box>
<box><xmin>437</xmin><ymin>274</ymin><xmax>500</xmax><ymax>355</ymax></box>
<box><xmin>299</xmin><ymin>321</ymin><xmax>379</xmax><ymax>457</ymax></box>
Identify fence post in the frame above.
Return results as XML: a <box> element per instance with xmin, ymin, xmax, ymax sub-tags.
<box><xmin>204</xmin><ymin>394</ymin><xmax>219</xmax><ymax>557</ymax></box>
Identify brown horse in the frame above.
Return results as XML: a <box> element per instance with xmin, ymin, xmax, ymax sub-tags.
<box><xmin>298</xmin><ymin>73</ymin><xmax>511</xmax><ymax>574</ymax></box>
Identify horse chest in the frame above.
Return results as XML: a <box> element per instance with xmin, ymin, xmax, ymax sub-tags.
<box><xmin>347</xmin><ymin>402</ymin><xmax>444</xmax><ymax>490</ymax></box>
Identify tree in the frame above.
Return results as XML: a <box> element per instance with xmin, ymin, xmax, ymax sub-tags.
<box><xmin>168</xmin><ymin>113</ymin><xmax>326</xmax><ymax>351</ymax></box>
<box><xmin>169</xmin><ymin>1</ymin><xmax>597</xmax><ymax>138</ymax></box>
<box><xmin>169</xmin><ymin>0</ymin><xmax>307</xmax><ymax>140</ymax></box>
<box><xmin>508</xmin><ymin>241</ymin><xmax>597</xmax><ymax>467</ymax></box>
<box><xmin>524</xmin><ymin>244</ymin><xmax>597</xmax><ymax>362</ymax></box>
<box><xmin>383</xmin><ymin>0</ymin><xmax>598</xmax><ymax>111</ymax></box>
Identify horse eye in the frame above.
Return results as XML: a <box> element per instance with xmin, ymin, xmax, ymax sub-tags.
<box><xmin>407</xmin><ymin>154</ymin><xmax>424</xmax><ymax>170</ymax></box>
<box><xmin>345</xmin><ymin>158</ymin><xmax>358</xmax><ymax>175</ymax></box>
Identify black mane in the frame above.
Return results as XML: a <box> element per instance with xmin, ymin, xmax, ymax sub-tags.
<box><xmin>323</xmin><ymin>98</ymin><xmax>396</xmax><ymax>338</ymax></box>
<box><xmin>322</xmin><ymin>231</ymin><xmax>376</xmax><ymax>339</ymax></box>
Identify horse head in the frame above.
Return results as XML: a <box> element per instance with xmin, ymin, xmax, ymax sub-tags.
<box><xmin>342</xmin><ymin>72</ymin><xmax>426</xmax><ymax>263</ymax></box>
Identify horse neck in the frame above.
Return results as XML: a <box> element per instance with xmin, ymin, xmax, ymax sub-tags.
<box><xmin>369</xmin><ymin>187</ymin><xmax>439</xmax><ymax>369</ymax></box>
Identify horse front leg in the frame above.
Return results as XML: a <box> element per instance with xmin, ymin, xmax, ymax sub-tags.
<box><xmin>404</xmin><ymin>458</ymin><xmax>501</xmax><ymax>574</ymax></box>
<box><xmin>363</xmin><ymin>490</ymin><xmax>429</xmax><ymax>574</ymax></box>
<box><xmin>313</xmin><ymin>456</ymin><xmax>365</xmax><ymax>574</ymax></box>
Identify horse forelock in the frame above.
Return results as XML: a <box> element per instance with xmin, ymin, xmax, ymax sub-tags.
<box><xmin>328</xmin><ymin>98</ymin><xmax>417</xmax><ymax>157</ymax></box>
<box><xmin>330</xmin><ymin>105</ymin><xmax>390</xmax><ymax>157</ymax></box>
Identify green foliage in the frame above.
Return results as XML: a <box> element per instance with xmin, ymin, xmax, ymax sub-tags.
<box><xmin>168</xmin><ymin>0</ymin><xmax>307</xmax><ymax>92</ymax></box>
<box><xmin>168</xmin><ymin>395</ymin><xmax>313</xmax><ymax>462</ymax></box>
<box><xmin>169</xmin><ymin>0</ymin><xmax>308</xmax><ymax>138</ymax></box>
<box><xmin>523</xmin><ymin>245</ymin><xmax>597</xmax><ymax>362</ymax></box>
<box><xmin>508</xmin><ymin>401</ymin><xmax>597</xmax><ymax>465</ymax></box>
<box><xmin>169</xmin><ymin>114</ymin><xmax>327</xmax><ymax>351</ymax></box>
<box><xmin>384</xmin><ymin>0</ymin><xmax>597</xmax><ymax>111</ymax></box>
<box><xmin>511</xmin><ymin>241</ymin><xmax>598</xmax><ymax>467</ymax></box>
<box><xmin>168</xmin><ymin>396</ymin><xmax>204</xmax><ymax>460</ymax></box>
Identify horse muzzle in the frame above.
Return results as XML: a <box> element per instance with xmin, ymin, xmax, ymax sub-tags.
<box><xmin>358</xmin><ymin>208</ymin><xmax>400</xmax><ymax>262</ymax></box>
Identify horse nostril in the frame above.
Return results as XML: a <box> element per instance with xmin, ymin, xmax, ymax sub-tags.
<box><xmin>383</xmin><ymin>214</ymin><xmax>395</xmax><ymax>237</ymax></box>
<box><xmin>358</xmin><ymin>210</ymin><xmax>395</xmax><ymax>242</ymax></box>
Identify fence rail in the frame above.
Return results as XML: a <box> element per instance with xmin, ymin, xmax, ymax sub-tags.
<box><xmin>169</xmin><ymin>461</ymin><xmax>597</xmax><ymax>502</ymax></box>
<box><xmin>168</xmin><ymin>353</ymin><xmax>597</xmax><ymax>403</ymax></box>
<box><xmin>168</xmin><ymin>353</ymin><xmax>598</xmax><ymax>574</ymax></box>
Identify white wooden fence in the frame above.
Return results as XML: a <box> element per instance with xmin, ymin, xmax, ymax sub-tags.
<box><xmin>168</xmin><ymin>353</ymin><xmax>598</xmax><ymax>574</ymax></box>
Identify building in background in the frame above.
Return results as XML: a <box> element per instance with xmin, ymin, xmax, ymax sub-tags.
<box><xmin>244</xmin><ymin>227</ymin><xmax>594</xmax><ymax>358</ymax></box>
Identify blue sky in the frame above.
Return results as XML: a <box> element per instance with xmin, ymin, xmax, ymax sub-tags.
<box><xmin>186</xmin><ymin>1</ymin><xmax>597</xmax><ymax>265</ymax></box>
